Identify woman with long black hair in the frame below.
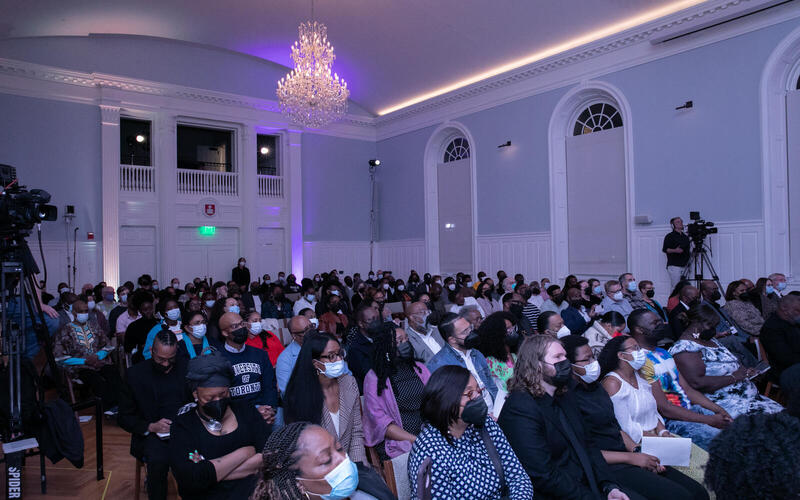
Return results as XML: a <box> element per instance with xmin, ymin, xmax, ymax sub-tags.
<box><xmin>476</xmin><ymin>311</ymin><xmax>520</xmax><ymax>391</ymax></box>
<box><xmin>363</xmin><ymin>325</ymin><xmax>430</xmax><ymax>460</ymax></box>
<box><xmin>283</xmin><ymin>331</ymin><xmax>368</xmax><ymax>466</ymax></box>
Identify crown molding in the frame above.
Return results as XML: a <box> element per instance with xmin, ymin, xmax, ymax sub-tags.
<box><xmin>0</xmin><ymin>0</ymin><xmax>797</xmax><ymax>143</ymax></box>
<box><xmin>0</xmin><ymin>58</ymin><xmax>377</xmax><ymax>141</ymax></box>
<box><xmin>374</xmin><ymin>0</ymin><xmax>800</xmax><ymax>140</ymax></box>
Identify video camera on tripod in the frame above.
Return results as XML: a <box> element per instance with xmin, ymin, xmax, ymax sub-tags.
<box><xmin>1</xmin><ymin>164</ymin><xmax>60</xmax><ymax>496</ymax></box>
<box><xmin>0</xmin><ymin>165</ymin><xmax>57</xmax><ymax>236</ymax></box>
<box><xmin>686</xmin><ymin>211</ymin><xmax>717</xmax><ymax>246</ymax></box>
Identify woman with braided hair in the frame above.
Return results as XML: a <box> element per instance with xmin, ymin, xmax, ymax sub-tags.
<box><xmin>363</xmin><ymin>324</ymin><xmax>430</xmax><ymax>460</ymax></box>
<box><xmin>250</xmin><ymin>422</ymin><xmax>396</xmax><ymax>500</ymax></box>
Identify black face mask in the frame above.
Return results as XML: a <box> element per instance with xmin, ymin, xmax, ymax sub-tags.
<box><xmin>710</xmin><ymin>290</ymin><xmax>722</xmax><ymax>302</ymax></box>
<box><xmin>544</xmin><ymin>359</ymin><xmax>572</xmax><ymax>388</ymax></box>
<box><xmin>365</xmin><ymin>319</ymin><xmax>383</xmax><ymax>337</ymax></box>
<box><xmin>509</xmin><ymin>303</ymin><xmax>524</xmax><ymax>318</ymax></box>
<box><xmin>460</xmin><ymin>330</ymin><xmax>481</xmax><ymax>350</ymax></box>
<box><xmin>699</xmin><ymin>327</ymin><xmax>717</xmax><ymax>341</ymax></box>
<box><xmin>645</xmin><ymin>290</ymin><xmax>656</xmax><ymax>299</ymax></box>
<box><xmin>152</xmin><ymin>359</ymin><xmax>174</xmax><ymax>374</ymax></box>
<box><xmin>397</xmin><ymin>341</ymin><xmax>414</xmax><ymax>360</ymax></box>
<box><xmin>230</xmin><ymin>327</ymin><xmax>248</xmax><ymax>344</ymax></box>
<box><xmin>505</xmin><ymin>331</ymin><xmax>521</xmax><ymax>349</ymax></box>
<box><xmin>645</xmin><ymin>323</ymin><xmax>670</xmax><ymax>342</ymax></box>
<box><xmin>202</xmin><ymin>397</ymin><xmax>230</xmax><ymax>421</ymax></box>
<box><xmin>461</xmin><ymin>396</ymin><xmax>488</xmax><ymax>427</ymax></box>
<box><xmin>552</xmin><ymin>294</ymin><xmax>564</xmax><ymax>305</ymax></box>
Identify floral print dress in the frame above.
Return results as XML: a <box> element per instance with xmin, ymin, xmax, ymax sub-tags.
<box><xmin>669</xmin><ymin>339</ymin><xmax>782</xmax><ymax>418</ymax></box>
<box><xmin>486</xmin><ymin>354</ymin><xmax>516</xmax><ymax>391</ymax></box>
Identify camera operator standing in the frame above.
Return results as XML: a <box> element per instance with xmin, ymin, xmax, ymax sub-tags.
<box><xmin>663</xmin><ymin>216</ymin><xmax>691</xmax><ymax>289</ymax></box>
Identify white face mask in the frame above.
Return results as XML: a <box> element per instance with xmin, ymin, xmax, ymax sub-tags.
<box><xmin>574</xmin><ymin>360</ymin><xmax>601</xmax><ymax>383</ymax></box>
<box><xmin>249</xmin><ymin>322</ymin><xmax>263</xmax><ymax>334</ymax></box>
<box><xmin>87</xmin><ymin>300</ymin><xmax>96</xmax><ymax>310</ymax></box>
<box><xmin>623</xmin><ymin>349</ymin><xmax>647</xmax><ymax>370</ymax></box>
<box><xmin>190</xmin><ymin>324</ymin><xmax>207</xmax><ymax>339</ymax></box>
<box><xmin>330</xmin><ymin>290</ymin><xmax>340</xmax><ymax>296</ymax></box>
<box><xmin>556</xmin><ymin>324</ymin><xmax>571</xmax><ymax>338</ymax></box>
<box><xmin>166</xmin><ymin>308</ymin><xmax>181</xmax><ymax>321</ymax></box>
<box><xmin>397</xmin><ymin>285</ymin><xmax>405</xmax><ymax>291</ymax></box>
<box><xmin>318</xmin><ymin>359</ymin><xmax>347</xmax><ymax>379</ymax></box>
<box><xmin>382</xmin><ymin>283</ymin><xmax>389</xmax><ymax>290</ymax></box>
<box><xmin>447</xmin><ymin>284</ymin><xmax>456</xmax><ymax>291</ymax></box>
<box><xmin>310</xmin><ymin>317</ymin><xmax>319</xmax><ymax>327</ymax></box>
<box><xmin>612</xmin><ymin>291</ymin><xmax>624</xmax><ymax>301</ymax></box>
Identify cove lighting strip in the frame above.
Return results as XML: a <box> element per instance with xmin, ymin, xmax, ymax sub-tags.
<box><xmin>377</xmin><ymin>0</ymin><xmax>708</xmax><ymax>116</ymax></box>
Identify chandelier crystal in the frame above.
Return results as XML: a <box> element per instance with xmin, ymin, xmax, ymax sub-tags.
<box><xmin>277</xmin><ymin>20</ymin><xmax>349</xmax><ymax>128</ymax></box>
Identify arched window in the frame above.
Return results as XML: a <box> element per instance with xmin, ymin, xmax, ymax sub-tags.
<box><xmin>572</xmin><ymin>102</ymin><xmax>623</xmax><ymax>136</ymax></box>
<box><xmin>443</xmin><ymin>137</ymin><xmax>470</xmax><ymax>163</ymax></box>
<box><xmin>795</xmin><ymin>73</ymin><xmax>800</xmax><ymax>89</ymax></box>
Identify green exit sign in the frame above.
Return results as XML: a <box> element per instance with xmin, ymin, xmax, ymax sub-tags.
<box><xmin>198</xmin><ymin>226</ymin><xmax>216</xmax><ymax>236</ymax></box>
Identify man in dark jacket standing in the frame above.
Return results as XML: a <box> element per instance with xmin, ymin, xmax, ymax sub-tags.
<box><xmin>118</xmin><ymin>330</ymin><xmax>189</xmax><ymax>500</ymax></box>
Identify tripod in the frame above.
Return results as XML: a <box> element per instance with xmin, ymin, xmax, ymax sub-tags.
<box><xmin>1</xmin><ymin>235</ymin><xmax>63</xmax><ymax>497</ymax></box>
<box><xmin>685</xmin><ymin>239</ymin><xmax>723</xmax><ymax>291</ymax></box>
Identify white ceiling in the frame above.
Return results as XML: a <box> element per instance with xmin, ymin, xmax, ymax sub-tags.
<box><xmin>0</xmin><ymin>0</ymin><xmax>705</xmax><ymax>115</ymax></box>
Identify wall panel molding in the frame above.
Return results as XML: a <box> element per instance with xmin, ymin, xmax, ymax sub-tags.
<box><xmin>375</xmin><ymin>239</ymin><xmax>426</xmax><ymax>276</ymax></box>
<box><xmin>302</xmin><ymin>241</ymin><xmax>371</xmax><ymax>277</ymax></box>
<box><xmin>30</xmin><ymin>241</ymin><xmax>102</xmax><ymax>291</ymax></box>
<box><xmin>476</xmin><ymin>232</ymin><xmax>553</xmax><ymax>282</ymax></box>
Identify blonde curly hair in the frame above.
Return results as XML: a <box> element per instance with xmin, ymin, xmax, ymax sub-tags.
<box><xmin>507</xmin><ymin>335</ymin><xmax>566</xmax><ymax>397</ymax></box>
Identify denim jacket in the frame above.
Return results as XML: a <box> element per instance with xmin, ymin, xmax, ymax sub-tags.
<box><xmin>426</xmin><ymin>344</ymin><xmax>498</xmax><ymax>401</ymax></box>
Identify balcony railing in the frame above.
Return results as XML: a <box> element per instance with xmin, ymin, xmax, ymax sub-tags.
<box><xmin>177</xmin><ymin>169</ymin><xmax>238</xmax><ymax>197</ymax></box>
<box><xmin>120</xmin><ymin>164</ymin><xmax>155</xmax><ymax>193</ymax></box>
<box><xmin>258</xmin><ymin>175</ymin><xmax>284</xmax><ymax>198</ymax></box>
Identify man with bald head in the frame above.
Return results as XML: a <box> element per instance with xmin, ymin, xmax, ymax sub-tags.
<box><xmin>761</xmin><ymin>294</ymin><xmax>800</xmax><ymax>379</ymax></box>
<box><xmin>405</xmin><ymin>301</ymin><xmax>444</xmax><ymax>362</ymax></box>
<box><xmin>275</xmin><ymin>315</ymin><xmax>312</xmax><ymax>392</ymax></box>
<box><xmin>217</xmin><ymin>312</ymin><xmax>277</xmax><ymax>427</ymax></box>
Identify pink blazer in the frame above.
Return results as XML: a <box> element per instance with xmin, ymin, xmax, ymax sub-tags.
<box><xmin>362</xmin><ymin>362</ymin><xmax>430</xmax><ymax>458</ymax></box>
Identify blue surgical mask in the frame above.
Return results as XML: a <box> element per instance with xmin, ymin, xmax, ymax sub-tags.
<box><xmin>777</xmin><ymin>281</ymin><xmax>787</xmax><ymax>291</ymax></box>
<box><xmin>766</xmin><ymin>285</ymin><xmax>776</xmax><ymax>295</ymax></box>
<box><xmin>318</xmin><ymin>359</ymin><xmax>347</xmax><ymax>379</ymax></box>
<box><xmin>300</xmin><ymin>455</ymin><xmax>359</xmax><ymax>500</ymax></box>
<box><xmin>76</xmin><ymin>313</ymin><xmax>89</xmax><ymax>324</ymax></box>
<box><xmin>593</xmin><ymin>285</ymin><xmax>603</xmax><ymax>295</ymax></box>
<box><xmin>205</xmin><ymin>299</ymin><xmax>216</xmax><ymax>307</ymax></box>
<box><xmin>227</xmin><ymin>305</ymin><xmax>240</xmax><ymax>314</ymax></box>
<box><xmin>120</xmin><ymin>294</ymin><xmax>128</xmax><ymax>304</ymax></box>
<box><xmin>306</xmin><ymin>294</ymin><xmax>316</xmax><ymax>302</ymax></box>
<box><xmin>627</xmin><ymin>281</ymin><xmax>638</xmax><ymax>292</ymax></box>
<box><xmin>87</xmin><ymin>300</ymin><xmax>96</xmax><ymax>310</ymax></box>
<box><xmin>191</xmin><ymin>324</ymin><xmax>207</xmax><ymax>339</ymax></box>
<box><xmin>166</xmin><ymin>308</ymin><xmax>181</xmax><ymax>321</ymax></box>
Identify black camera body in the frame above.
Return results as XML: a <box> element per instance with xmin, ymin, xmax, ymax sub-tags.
<box><xmin>0</xmin><ymin>165</ymin><xmax>57</xmax><ymax>237</ymax></box>
<box><xmin>687</xmin><ymin>211</ymin><xmax>718</xmax><ymax>244</ymax></box>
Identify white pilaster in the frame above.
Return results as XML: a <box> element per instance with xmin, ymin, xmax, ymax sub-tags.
<box><xmin>156</xmin><ymin>115</ymin><xmax>178</xmax><ymax>282</ymax></box>
<box><xmin>240</xmin><ymin>126</ymin><xmax>258</xmax><ymax>271</ymax></box>
<box><xmin>287</xmin><ymin>130</ymin><xmax>303</xmax><ymax>278</ymax></box>
<box><xmin>100</xmin><ymin>104</ymin><xmax>121</xmax><ymax>289</ymax></box>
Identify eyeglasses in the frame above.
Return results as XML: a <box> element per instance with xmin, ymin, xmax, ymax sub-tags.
<box><xmin>462</xmin><ymin>386</ymin><xmax>484</xmax><ymax>400</ymax></box>
<box><xmin>319</xmin><ymin>349</ymin><xmax>346</xmax><ymax>362</ymax></box>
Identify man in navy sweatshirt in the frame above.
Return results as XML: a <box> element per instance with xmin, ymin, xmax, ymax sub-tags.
<box><xmin>218</xmin><ymin>312</ymin><xmax>278</xmax><ymax>429</ymax></box>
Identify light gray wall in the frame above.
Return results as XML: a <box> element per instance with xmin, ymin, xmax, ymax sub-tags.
<box><xmin>376</xmin><ymin>17</ymin><xmax>800</xmax><ymax>241</ymax></box>
<box><xmin>0</xmin><ymin>93</ymin><xmax>101</xmax><ymax>241</ymax></box>
<box><xmin>301</xmin><ymin>133</ymin><xmax>376</xmax><ymax>241</ymax></box>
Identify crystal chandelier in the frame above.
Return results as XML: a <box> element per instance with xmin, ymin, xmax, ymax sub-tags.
<box><xmin>277</xmin><ymin>11</ymin><xmax>349</xmax><ymax>128</ymax></box>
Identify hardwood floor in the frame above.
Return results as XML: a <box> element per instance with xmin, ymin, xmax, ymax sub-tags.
<box><xmin>4</xmin><ymin>410</ymin><xmax>179</xmax><ymax>499</ymax></box>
